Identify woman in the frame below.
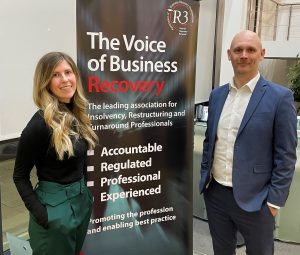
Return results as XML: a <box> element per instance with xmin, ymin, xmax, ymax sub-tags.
<box><xmin>13</xmin><ymin>52</ymin><xmax>98</xmax><ymax>255</ymax></box>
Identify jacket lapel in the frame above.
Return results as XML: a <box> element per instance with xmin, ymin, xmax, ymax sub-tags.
<box><xmin>237</xmin><ymin>77</ymin><xmax>268</xmax><ymax>138</ymax></box>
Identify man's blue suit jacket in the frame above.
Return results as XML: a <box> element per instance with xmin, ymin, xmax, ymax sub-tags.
<box><xmin>199</xmin><ymin>76</ymin><xmax>297</xmax><ymax>212</ymax></box>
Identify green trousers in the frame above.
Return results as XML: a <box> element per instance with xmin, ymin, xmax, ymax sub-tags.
<box><xmin>29</xmin><ymin>177</ymin><xmax>93</xmax><ymax>255</ymax></box>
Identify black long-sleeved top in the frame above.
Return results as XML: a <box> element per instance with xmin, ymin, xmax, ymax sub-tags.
<box><xmin>13</xmin><ymin>110</ymin><xmax>88</xmax><ymax>227</ymax></box>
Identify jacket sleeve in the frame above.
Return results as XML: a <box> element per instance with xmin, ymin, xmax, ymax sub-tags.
<box><xmin>200</xmin><ymin>93</ymin><xmax>214</xmax><ymax>193</ymax></box>
<box><xmin>13</xmin><ymin>113</ymin><xmax>49</xmax><ymax>228</ymax></box>
<box><xmin>268</xmin><ymin>89</ymin><xmax>297</xmax><ymax>207</ymax></box>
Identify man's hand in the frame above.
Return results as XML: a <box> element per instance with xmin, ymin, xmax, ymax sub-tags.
<box><xmin>268</xmin><ymin>206</ymin><xmax>278</xmax><ymax>217</ymax></box>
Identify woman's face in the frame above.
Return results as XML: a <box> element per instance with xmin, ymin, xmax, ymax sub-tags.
<box><xmin>48</xmin><ymin>60</ymin><xmax>77</xmax><ymax>103</ymax></box>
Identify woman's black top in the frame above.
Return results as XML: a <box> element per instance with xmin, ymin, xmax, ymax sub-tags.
<box><xmin>13</xmin><ymin>110</ymin><xmax>88</xmax><ymax>227</ymax></box>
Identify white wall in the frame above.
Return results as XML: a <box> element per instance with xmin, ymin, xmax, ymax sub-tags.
<box><xmin>264</xmin><ymin>41</ymin><xmax>300</xmax><ymax>58</ymax></box>
<box><xmin>0</xmin><ymin>0</ymin><xmax>76</xmax><ymax>141</ymax></box>
<box><xmin>194</xmin><ymin>0</ymin><xmax>217</xmax><ymax>104</ymax></box>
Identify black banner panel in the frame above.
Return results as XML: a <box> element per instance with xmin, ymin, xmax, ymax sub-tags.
<box><xmin>76</xmin><ymin>1</ymin><xmax>199</xmax><ymax>254</ymax></box>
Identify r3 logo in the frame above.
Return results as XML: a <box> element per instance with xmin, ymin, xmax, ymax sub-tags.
<box><xmin>169</xmin><ymin>9</ymin><xmax>189</xmax><ymax>25</ymax></box>
<box><xmin>167</xmin><ymin>1</ymin><xmax>194</xmax><ymax>36</ymax></box>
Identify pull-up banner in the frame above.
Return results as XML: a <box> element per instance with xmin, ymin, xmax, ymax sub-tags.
<box><xmin>76</xmin><ymin>1</ymin><xmax>199</xmax><ymax>254</ymax></box>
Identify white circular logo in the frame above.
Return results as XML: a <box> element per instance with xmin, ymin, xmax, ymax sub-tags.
<box><xmin>167</xmin><ymin>1</ymin><xmax>194</xmax><ymax>36</ymax></box>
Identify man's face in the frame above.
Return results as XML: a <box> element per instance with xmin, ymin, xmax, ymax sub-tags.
<box><xmin>227</xmin><ymin>32</ymin><xmax>265</xmax><ymax>78</ymax></box>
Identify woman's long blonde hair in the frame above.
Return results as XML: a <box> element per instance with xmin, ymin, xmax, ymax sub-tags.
<box><xmin>33</xmin><ymin>52</ymin><xmax>98</xmax><ymax>160</ymax></box>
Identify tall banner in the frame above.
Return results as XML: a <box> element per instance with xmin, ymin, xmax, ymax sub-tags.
<box><xmin>76</xmin><ymin>1</ymin><xmax>199</xmax><ymax>254</ymax></box>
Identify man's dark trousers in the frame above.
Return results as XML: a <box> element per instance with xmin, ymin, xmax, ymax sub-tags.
<box><xmin>204</xmin><ymin>178</ymin><xmax>275</xmax><ymax>255</ymax></box>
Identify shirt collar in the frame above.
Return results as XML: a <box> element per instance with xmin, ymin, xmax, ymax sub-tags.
<box><xmin>230</xmin><ymin>73</ymin><xmax>260</xmax><ymax>92</ymax></box>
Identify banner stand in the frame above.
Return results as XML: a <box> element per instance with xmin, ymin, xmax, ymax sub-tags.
<box><xmin>0</xmin><ymin>186</ymin><xmax>4</xmax><ymax>255</ymax></box>
<box><xmin>77</xmin><ymin>1</ymin><xmax>200</xmax><ymax>254</ymax></box>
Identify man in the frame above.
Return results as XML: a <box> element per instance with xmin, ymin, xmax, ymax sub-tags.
<box><xmin>199</xmin><ymin>30</ymin><xmax>297</xmax><ymax>255</ymax></box>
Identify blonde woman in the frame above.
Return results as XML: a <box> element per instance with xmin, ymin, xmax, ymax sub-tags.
<box><xmin>13</xmin><ymin>52</ymin><xmax>98</xmax><ymax>255</ymax></box>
